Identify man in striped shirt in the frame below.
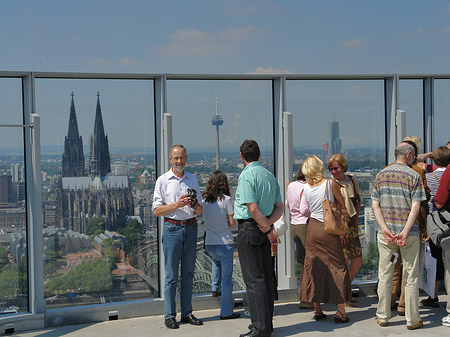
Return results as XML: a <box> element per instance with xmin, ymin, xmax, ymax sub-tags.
<box><xmin>372</xmin><ymin>142</ymin><xmax>426</xmax><ymax>330</ymax></box>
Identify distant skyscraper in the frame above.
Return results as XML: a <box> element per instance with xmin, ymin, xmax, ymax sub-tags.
<box><xmin>89</xmin><ymin>92</ymin><xmax>111</xmax><ymax>177</ymax></box>
<box><xmin>328</xmin><ymin>118</ymin><xmax>342</xmax><ymax>157</ymax></box>
<box><xmin>211</xmin><ymin>96</ymin><xmax>224</xmax><ymax>170</ymax></box>
<box><xmin>10</xmin><ymin>163</ymin><xmax>19</xmax><ymax>182</ymax></box>
<box><xmin>62</xmin><ymin>93</ymin><xmax>85</xmax><ymax>177</ymax></box>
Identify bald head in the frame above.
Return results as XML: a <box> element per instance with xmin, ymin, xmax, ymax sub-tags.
<box><xmin>395</xmin><ymin>143</ymin><xmax>415</xmax><ymax>160</ymax></box>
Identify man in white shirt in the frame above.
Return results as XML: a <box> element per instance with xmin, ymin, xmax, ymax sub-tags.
<box><xmin>152</xmin><ymin>144</ymin><xmax>203</xmax><ymax>329</ymax></box>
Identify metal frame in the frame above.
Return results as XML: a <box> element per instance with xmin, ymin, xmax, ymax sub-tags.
<box><xmin>0</xmin><ymin>71</ymin><xmax>448</xmax><ymax>333</ymax></box>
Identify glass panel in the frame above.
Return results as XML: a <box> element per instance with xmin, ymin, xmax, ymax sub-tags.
<box><xmin>0</xmin><ymin>78</ymin><xmax>27</xmax><ymax>314</ymax></box>
<box><xmin>35</xmin><ymin>79</ymin><xmax>156</xmax><ymax>308</ymax></box>
<box><xmin>433</xmin><ymin>79</ymin><xmax>450</xmax><ymax>148</ymax></box>
<box><xmin>167</xmin><ymin>79</ymin><xmax>273</xmax><ymax>295</ymax></box>
<box><xmin>399</xmin><ymin>79</ymin><xmax>424</xmax><ymax>152</ymax></box>
<box><xmin>286</xmin><ymin>80</ymin><xmax>386</xmax><ymax>283</ymax></box>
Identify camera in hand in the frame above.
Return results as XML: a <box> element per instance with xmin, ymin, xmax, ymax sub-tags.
<box><xmin>186</xmin><ymin>188</ymin><xmax>197</xmax><ymax>200</ymax></box>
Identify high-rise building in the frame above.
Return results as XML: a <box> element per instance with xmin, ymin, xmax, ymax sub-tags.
<box><xmin>211</xmin><ymin>96</ymin><xmax>224</xmax><ymax>170</ymax></box>
<box><xmin>89</xmin><ymin>92</ymin><xmax>111</xmax><ymax>178</ymax></box>
<box><xmin>10</xmin><ymin>163</ymin><xmax>19</xmax><ymax>182</ymax></box>
<box><xmin>0</xmin><ymin>175</ymin><xmax>15</xmax><ymax>203</ymax></box>
<box><xmin>62</xmin><ymin>93</ymin><xmax>85</xmax><ymax>177</ymax></box>
<box><xmin>328</xmin><ymin>118</ymin><xmax>342</xmax><ymax>157</ymax></box>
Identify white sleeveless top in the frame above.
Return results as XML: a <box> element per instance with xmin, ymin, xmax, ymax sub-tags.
<box><xmin>303</xmin><ymin>179</ymin><xmax>334</xmax><ymax>222</ymax></box>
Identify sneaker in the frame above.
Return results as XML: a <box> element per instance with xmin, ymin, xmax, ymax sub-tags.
<box><xmin>443</xmin><ymin>314</ymin><xmax>450</xmax><ymax>327</ymax></box>
<box><xmin>406</xmin><ymin>319</ymin><xmax>423</xmax><ymax>330</ymax></box>
<box><xmin>420</xmin><ymin>296</ymin><xmax>439</xmax><ymax>307</ymax></box>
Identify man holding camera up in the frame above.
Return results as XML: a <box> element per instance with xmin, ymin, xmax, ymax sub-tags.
<box><xmin>152</xmin><ymin>144</ymin><xmax>203</xmax><ymax>329</ymax></box>
<box><xmin>371</xmin><ymin>142</ymin><xmax>426</xmax><ymax>330</ymax></box>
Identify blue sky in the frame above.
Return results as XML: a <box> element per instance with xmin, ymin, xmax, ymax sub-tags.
<box><xmin>3</xmin><ymin>0</ymin><xmax>450</xmax><ymax>74</ymax></box>
<box><xmin>1</xmin><ymin>1</ymin><xmax>450</xmax><ymax>152</ymax></box>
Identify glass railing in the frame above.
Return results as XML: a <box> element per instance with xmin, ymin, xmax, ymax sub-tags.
<box><xmin>0</xmin><ymin>77</ymin><xmax>28</xmax><ymax>314</ymax></box>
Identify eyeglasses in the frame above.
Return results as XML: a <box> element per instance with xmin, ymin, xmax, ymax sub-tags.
<box><xmin>329</xmin><ymin>167</ymin><xmax>340</xmax><ymax>171</ymax></box>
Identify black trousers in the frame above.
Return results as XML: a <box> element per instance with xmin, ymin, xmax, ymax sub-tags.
<box><xmin>237</xmin><ymin>220</ymin><xmax>275</xmax><ymax>336</ymax></box>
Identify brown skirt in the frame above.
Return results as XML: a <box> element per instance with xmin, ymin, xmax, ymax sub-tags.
<box><xmin>343</xmin><ymin>214</ymin><xmax>362</xmax><ymax>260</ymax></box>
<box><xmin>300</xmin><ymin>217</ymin><xmax>351</xmax><ymax>304</ymax></box>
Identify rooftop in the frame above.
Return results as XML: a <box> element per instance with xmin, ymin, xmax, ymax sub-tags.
<box><xmin>13</xmin><ymin>296</ymin><xmax>449</xmax><ymax>337</ymax></box>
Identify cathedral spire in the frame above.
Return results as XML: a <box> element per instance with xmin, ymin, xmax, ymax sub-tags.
<box><xmin>89</xmin><ymin>92</ymin><xmax>111</xmax><ymax>177</ymax></box>
<box><xmin>62</xmin><ymin>92</ymin><xmax>85</xmax><ymax>177</ymax></box>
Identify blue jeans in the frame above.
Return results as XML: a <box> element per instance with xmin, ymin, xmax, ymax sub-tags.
<box><xmin>162</xmin><ymin>220</ymin><xmax>198</xmax><ymax>319</ymax></box>
<box><xmin>206</xmin><ymin>244</ymin><xmax>234</xmax><ymax>316</ymax></box>
<box><xmin>211</xmin><ymin>258</ymin><xmax>222</xmax><ymax>292</ymax></box>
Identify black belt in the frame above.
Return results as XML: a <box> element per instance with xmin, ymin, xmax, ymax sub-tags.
<box><xmin>237</xmin><ymin>218</ymin><xmax>256</xmax><ymax>225</ymax></box>
<box><xmin>164</xmin><ymin>217</ymin><xmax>196</xmax><ymax>226</ymax></box>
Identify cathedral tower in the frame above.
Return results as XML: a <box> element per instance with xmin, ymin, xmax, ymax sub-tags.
<box><xmin>89</xmin><ymin>92</ymin><xmax>111</xmax><ymax>177</ymax></box>
<box><xmin>62</xmin><ymin>93</ymin><xmax>85</xmax><ymax>177</ymax></box>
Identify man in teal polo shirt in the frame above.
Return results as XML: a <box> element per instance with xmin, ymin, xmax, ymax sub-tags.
<box><xmin>235</xmin><ymin>140</ymin><xmax>283</xmax><ymax>337</ymax></box>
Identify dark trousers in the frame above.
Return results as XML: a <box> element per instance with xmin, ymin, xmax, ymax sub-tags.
<box><xmin>237</xmin><ymin>220</ymin><xmax>274</xmax><ymax>336</ymax></box>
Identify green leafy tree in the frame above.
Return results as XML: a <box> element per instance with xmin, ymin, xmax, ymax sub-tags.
<box><xmin>0</xmin><ymin>266</ymin><xmax>19</xmax><ymax>297</ymax></box>
<box><xmin>118</xmin><ymin>219</ymin><xmax>142</xmax><ymax>249</ymax></box>
<box><xmin>86</xmin><ymin>218</ymin><xmax>106</xmax><ymax>236</ymax></box>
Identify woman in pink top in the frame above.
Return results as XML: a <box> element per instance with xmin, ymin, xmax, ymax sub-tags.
<box><xmin>286</xmin><ymin>164</ymin><xmax>312</xmax><ymax>309</ymax></box>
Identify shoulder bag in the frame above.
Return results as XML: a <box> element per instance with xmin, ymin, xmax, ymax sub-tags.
<box><xmin>323</xmin><ymin>179</ymin><xmax>349</xmax><ymax>235</ymax></box>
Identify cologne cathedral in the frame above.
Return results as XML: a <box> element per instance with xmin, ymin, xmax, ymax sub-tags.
<box><xmin>56</xmin><ymin>93</ymin><xmax>134</xmax><ymax>234</ymax></box>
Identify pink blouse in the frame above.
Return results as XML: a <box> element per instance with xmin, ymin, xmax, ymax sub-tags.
<box><xmin>286</xmin><ymin>181</ymin><xmax>309</xmax><ymax>224</ymax></box>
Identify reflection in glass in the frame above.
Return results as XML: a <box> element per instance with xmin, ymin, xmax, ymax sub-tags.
<box><xmin>286</xmin><ymin>80</ymin><xmax>386</xmax><ymax>283</ymax></box>
<box><xmin>35</xmin><ymin>79</ymin><xmax>156</xmax><ymax>308</ymax></box>
<box><xmin>167</xmin><ymin>80</ymin><xmax>274</xmax><ymax>295</ymax></box>
<box><xmin>0</xmin><ymin>78</ymin><xmax>27</xmax><ymax>313</ymax></box>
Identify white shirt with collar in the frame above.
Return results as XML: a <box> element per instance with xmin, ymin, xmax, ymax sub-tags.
<box><xmin>152</xmin><ymin>168</ymin><xmax>202</xmax><ymax>220</ymax></box>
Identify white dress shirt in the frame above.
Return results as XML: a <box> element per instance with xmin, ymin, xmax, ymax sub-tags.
<box><xmin>152</xmin><ymin>168</ymin><xmax>202</xmax><ymax>220</ymax></box>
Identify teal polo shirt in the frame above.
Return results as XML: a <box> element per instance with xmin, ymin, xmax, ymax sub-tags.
<box><xmin>234</xmin><ymin>161</ymin><xmax>282</xmax><ymax>219</ymax></box>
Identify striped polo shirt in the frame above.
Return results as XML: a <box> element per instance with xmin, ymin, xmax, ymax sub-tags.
<box><xmin>371</xmin><ymin>163</ymin><xmax>426</xmax><ymax>235</ymax></box>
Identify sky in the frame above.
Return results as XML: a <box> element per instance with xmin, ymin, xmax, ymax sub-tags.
<box><xmin>3</xmin><ymin>0</ymin><xmax>450</xmax><ymax>74</ymax></box>
<box><xmin>1</xmin><ymin>0</ymin><xmax>450</xmax><ymax>152</ymax></box>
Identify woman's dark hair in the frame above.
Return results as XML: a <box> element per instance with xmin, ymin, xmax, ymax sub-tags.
<box><xmin>296</xmin><ymin>163</ymin><xmax>306</xmax><ymax>181</ymax></box>
<box><xmin>202</xmin><ymin>171</ymin><xmax>231</xmax><ymax>203</ymax></box>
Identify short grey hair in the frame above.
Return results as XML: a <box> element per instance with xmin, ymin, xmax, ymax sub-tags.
<box><xmin>395</xmin><ymin>143</ymin><xmax>414</xmax><ymax>159</ymax></box>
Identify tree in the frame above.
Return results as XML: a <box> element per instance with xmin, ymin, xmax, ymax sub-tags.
<box><xmin>118</xmin><ymin>218</ymin><xmax>142</xmax><ymax>249</ymax></box>
<box><xmin>86</xmin><ymin>217</ymin><xmax>106</xmax><ymax>236</ymax></box>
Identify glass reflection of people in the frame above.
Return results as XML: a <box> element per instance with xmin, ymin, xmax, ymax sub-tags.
<box><xmin>299</xmin><ymin>155</ymin><xmax>351</xmax><ymax>323</ymax></box>
<box><xmin>328</xmin><ymin>154</ymin><xmax>362</xmax><ymax>307</ymax></box>
<box><xmin>285</xmin><ymin>163</ymin><xmax>313</xmax><ymax>309</ymax></box>
<box><xmin>203</xmin><ymin>171</ymin><xmax>240</xmax><ymax>320</ymax></box>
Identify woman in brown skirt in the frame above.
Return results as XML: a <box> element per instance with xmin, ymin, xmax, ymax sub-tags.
<box><xmin>299</xmin><ymin>155</ymin><xmax>352</xmax><ymax>323</ymax></box>
<box><xmin>328</xmin><ymin>154</ymin><xmax>363</xmax><ymax>306</ymax></box>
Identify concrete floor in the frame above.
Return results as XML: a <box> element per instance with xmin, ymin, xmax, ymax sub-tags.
<box><xmin>12</xmin><ymin>296</ymin><xmax>449</xmax><ymax>337</ymax></box>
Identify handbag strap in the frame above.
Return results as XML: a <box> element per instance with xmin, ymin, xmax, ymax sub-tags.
<box><xmin>430</xmin><ymin>172</ymin><xmax>440</xmax><ymax>183</ymax></box>
<box><xmin>323</xmin><ymin>179</ymin><xmax>332</xmax><ymax>201</ymax></box>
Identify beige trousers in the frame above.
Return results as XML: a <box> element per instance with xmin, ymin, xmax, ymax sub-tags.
<box><xmin>377</xmin><ymin>232</ymin><xmax>421</xmax><ymax>326</ymax></box>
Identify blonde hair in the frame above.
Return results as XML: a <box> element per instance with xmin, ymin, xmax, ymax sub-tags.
<box><xmin>403</xmin><ymin>136</ymin><xmax>421</xmax><ymax>153</ymax></box>
<box><xmin>327</xmin><ymin>154</ymin><xmax>348</xmax><ymax>172</ymax></box>
<box><xmin>301</xmin><ymin>155</ymin><xmax>325</xmax><ymax>185</ymax></box>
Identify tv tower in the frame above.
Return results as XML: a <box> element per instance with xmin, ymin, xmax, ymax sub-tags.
<box><xmin>211</xmin><ymin>96</ymin><xmax>224</xmax><ymax>170</ymax></box>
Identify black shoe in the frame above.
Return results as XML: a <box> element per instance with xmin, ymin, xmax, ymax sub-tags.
<box><xmin>180</xmin><ymin>314</ymin><xmax>203</xmax><ymax>325</ymax></box>
<box><xmin>165</xmin><ymin>317</ymin><xmax>179</xmax><ymax>329</ymax></box>
<box><xmin>220</xmin><ymin>312</ymin><xmax>240</xmax><ymax>320</ymax></box>
<box><xmin>239</xmin><ymin>330</ymin><xmax>269</xmax><ymax>337</ymax></box>
<box><xmin>420</xmin><ymin>296</ymin><xmax>439</xmax><ymax>307</ymax></box>
<box><xmin>212</xmin><ymin>290</ymin><xmax>221</xmax><ymax>297</ymax></box>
